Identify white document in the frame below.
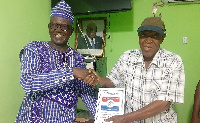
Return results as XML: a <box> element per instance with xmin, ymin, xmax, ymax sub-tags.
<box><xmin>95</xmin><ymin>88</ymin><xmax>125</xmax><ymax>123</ymax></box>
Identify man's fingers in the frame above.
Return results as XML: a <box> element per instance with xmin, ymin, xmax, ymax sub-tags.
<box><xmin>91</xmin><ymin>69</ymin><xmax>100</xmax><ymax>79</ymax></box>
<box><xmin>88</xmin><ymin>75</ymin><xmax>95</xmax><ymax>85</ymax></box>
<box><xmin>83</xmin><ymin>75</ymin><xmax>96</xmax><ymax>85</ymax></box>
<box><xmin>88</xmin><ymin>68</ymin><xmax>92</xmax><ymax>74</ymax></box>
<box><xmin>83</xmin><ymin>75</ymin><xmax>91</xmax><ymax>83</ymax></box>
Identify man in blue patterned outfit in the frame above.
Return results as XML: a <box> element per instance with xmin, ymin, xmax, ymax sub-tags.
<box><xmin>15</xmin><ymin>0</ymin><xmax>97</xmax><ymax>122</ymax></box>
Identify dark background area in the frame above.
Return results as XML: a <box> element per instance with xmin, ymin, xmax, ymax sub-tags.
<box><xmin>51</xmin><ymin>0</ymin><xmax>132</xmax><ymax>15</ymax></box>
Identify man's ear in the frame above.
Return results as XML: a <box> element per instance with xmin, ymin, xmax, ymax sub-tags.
<box><xmin>71</xmin><ymin>27</ymin><xmax>74</xmax><ymax>34</ymax></box>
<box><xmin>160</xmin><ymin>33</ymin><xmax>166</xmax><ymax>44</ymax></box>
<box><xmin>162</xmin><ymin>33</ymin><xmax>166</xmax><ymax>39</ymax></box>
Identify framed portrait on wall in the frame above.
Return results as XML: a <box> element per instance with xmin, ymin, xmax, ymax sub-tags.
<box><xmin>75</xmin><ymin>17</ymin><xmax>107</xmax><ymax>58</ymax></box>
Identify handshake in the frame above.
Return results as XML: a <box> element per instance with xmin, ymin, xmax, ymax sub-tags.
<box><xmin>73</xmin><ymin>68</ymin><xmax>100</xmax><ymax>88</ymax></box>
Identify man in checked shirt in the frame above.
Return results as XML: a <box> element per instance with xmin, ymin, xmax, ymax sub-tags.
<box><xmin>88</xmin><ymin>17</ymin><xmax>185</xmax><ymax>123</ymax></box>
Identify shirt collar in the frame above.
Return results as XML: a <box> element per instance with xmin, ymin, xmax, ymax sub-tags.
<box><xmin>134</xmin><ymin>48</ymin><xmax>163</xmax><ymax>68</ymax></box>
<box><xmin>150</xmin><ymin>48</ymin><xmax>163</xmax><ymax>67</ymax></box>
<box><xmin>47</xmin><ymin>42</ymin><xmax>74</xmax><ymax>55</ymax></box>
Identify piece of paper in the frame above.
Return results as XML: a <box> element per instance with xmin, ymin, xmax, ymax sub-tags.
<box><xmin>95</xmin><ymin>88</ymin><xmax>125</xmax><ymax>123</ymax></box>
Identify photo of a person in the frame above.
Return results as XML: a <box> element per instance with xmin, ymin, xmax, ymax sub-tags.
<box><xmin>78</xmin><ymin>22</ymin><xmax>103</xmax><ymax>49</ymax></box>
<box><xmin>75</xmin><ymin>18</ymin><xmax>106</xmax><ymax>57</ymax></box>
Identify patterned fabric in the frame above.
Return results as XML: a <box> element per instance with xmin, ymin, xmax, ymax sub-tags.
<box><xmin>50</xmin><ymin>0</ymin><xmax>74</xmax><ymax>24</ymax></box>
<box><xmin>107</xmin><ymin>49</ymin><xmax>185</xmax><ymax>123</ymax></box>
<box><xmin>16</xmin><ymin>41</ymin><xmax>97</xmax><ymax>123</ymax></box>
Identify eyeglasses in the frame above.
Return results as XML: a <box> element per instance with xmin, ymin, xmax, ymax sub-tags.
<box><xmin>138</xmin><ymin>32</ymin><xmax>162</xmax><ymax>40</ymax></box>
<box><xmin>48</xmin><ymin>23</ymin><xmax>73</xmax><ymax>32</ymax></box>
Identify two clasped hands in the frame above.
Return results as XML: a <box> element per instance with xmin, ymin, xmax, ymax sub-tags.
<box><xmin>73</xmin><ymin>68</ymin><xmax>100</xmax><ymax>88</ymax></box>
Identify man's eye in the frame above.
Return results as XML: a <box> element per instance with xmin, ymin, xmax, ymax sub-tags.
<box><xmin>140</xmin><ymin>34</ymin><xmax>145</xmax><ymax>37</ymax></box>
<box><xmin>153</xmin><ymin>34</ymin><xmax>161</xmax><ymax>39</ymax></box>
<box><xmin>51</xmin><ymin>23</ymin><xmax>57</xmax><ymax>27</ymax></box>
<box><xmin>62</xmin><ymin>25</ymin><xmax>68</xmax><ymax>28</ymax></box>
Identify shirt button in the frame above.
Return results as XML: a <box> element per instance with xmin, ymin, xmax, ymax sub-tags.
<box><xmin>70</xmin><ymin>75</ymin><xmax>74</xmax><ymax>80</ymax></box>
<box><xmin>55</xmin><ymin>79</ymin><xmax>59</xmax><ymax>83</ymax></box>
<box><xmin>62</xmin><ymin>76</ymin><xmax>67</xmax><ymax>81</ymax></box>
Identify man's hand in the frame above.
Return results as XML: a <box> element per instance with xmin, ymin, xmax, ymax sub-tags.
<box><xmin>191</xmin><ymin>117</ymin><xmax>200</xmax><ymax>123</ymax></box>
<box><xmin>72</xmin><ymin>68</ymin><xmax>99</xmax><ymax>87</ymax></box>
<box><xmin>105</xmin><ymin>115</ymin><xmax>129</xmax><ymax>123</ymax></box>
<box><xmin>83</xmin><ymin>69</ymin><xmax>99</xmax><ymax>87</ymax></box>
<box><xmin>73</xmin><ymin>68</ymin><xmax>90</xmax><ymax>80</ymax></box>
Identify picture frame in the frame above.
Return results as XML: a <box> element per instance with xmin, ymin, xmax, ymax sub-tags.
<box><xmin>75</xmin><ymin>17</ymin><xmax>107</xmax><ymax>58</ymax></box>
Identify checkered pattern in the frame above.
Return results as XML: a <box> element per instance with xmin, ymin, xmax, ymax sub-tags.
<box><xmin>16</xmin><ymin>41</ymin><xmax>97</xmax><ymax>123</ymax></box>
<box><xmin>107</xmin><ymin>49</ymin><xmax>185</xmax><ymax>123</ymax></box>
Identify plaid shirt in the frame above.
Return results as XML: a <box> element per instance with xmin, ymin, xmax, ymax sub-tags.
<box><xmin>107</xmin><ymin>49</ymin><xmax>185</xmax><ymax>123</ymax></box>
<box><xmin>16</xmin><ymin>41</ymin><xmax>97</xmax><ymax>123</ymax></box>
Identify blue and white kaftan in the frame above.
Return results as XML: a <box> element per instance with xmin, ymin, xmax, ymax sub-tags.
<box><xmin>16</xmin><ymin>41</ymin><xmax>97</xmax><ymax>123</ymax></box>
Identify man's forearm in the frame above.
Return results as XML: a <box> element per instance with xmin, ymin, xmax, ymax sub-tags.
<box><xmin>98</xmin><ymin>77</ymin><xmax>115</xmax><ymax>88</ymax></box>
<box><xmin>123</xmin><ymin>100</ymin><xmax>171</xmax><ymax>122</ymax></box>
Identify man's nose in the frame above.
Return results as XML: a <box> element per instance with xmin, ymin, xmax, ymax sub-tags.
<box><xmin>145</xmin><ymin>37</ymin><xmax>153</xmax><ymax>43</ymax></box>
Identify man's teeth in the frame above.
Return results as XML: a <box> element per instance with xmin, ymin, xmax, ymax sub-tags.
<box><xmin>56</xmin><ymin>34</ymin><xmax>62</xmax><ymax>38</ymax></box>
